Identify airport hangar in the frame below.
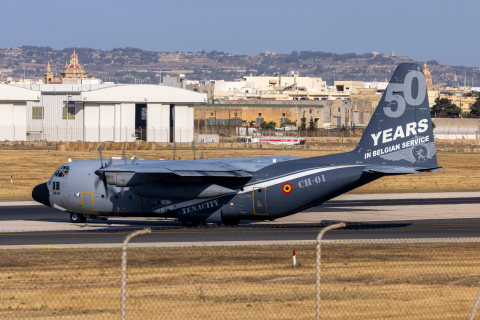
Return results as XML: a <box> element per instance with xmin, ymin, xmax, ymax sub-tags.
<box><xmin>0</xmin><ymin>83</ymin><xmax>207</xmax><ymax>143</ymax></box>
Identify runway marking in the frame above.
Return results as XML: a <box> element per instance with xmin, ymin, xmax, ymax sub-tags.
<box><xmin>3</xmin><ymin>225</ymin><xmax>480</xmax><ymax>237</ymax></box>
<box><xmin>327</xmin><ymin>198</ymin><xmax>480</xmax><ymax>205</ymax></box>
<box><xmin>28</xmin><ymin>245</ymin><xmax>68</xmax><ymax>249</ymax></box>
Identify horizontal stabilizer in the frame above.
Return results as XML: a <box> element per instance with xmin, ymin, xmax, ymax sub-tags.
<box><xmin>364</xmin><ymin>166</ymin><xmax>443</xmax><ymax>174</ymax></box>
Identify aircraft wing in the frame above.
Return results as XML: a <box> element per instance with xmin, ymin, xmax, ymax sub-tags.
<box><xmin>363</xmin><ymin>166</ymin><xmax>443</xmax><ymax>174</ymax></box>
<box><xmin>100</xmin><ymin>162</ymin><xmax>252</xmax><ymax>178</ymax></box>
<box><xmin>98</xmin><ymin>156</ymin><xmax>300</xmax><ymax>180</ymax></box>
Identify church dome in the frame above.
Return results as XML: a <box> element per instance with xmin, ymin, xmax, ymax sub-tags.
<box><xmin>61</xmin><ymin>51</ymin><xmax>87</xmax><ymax>79</ymax></box>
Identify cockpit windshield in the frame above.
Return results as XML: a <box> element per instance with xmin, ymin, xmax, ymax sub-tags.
<box><xmin>54</xmin><ymin>166</ymin><xmax>70</xmax><ymax>178</ymax></box>
<box><xmin>48</xmin><ymin>165</ymin><xmax>70</xmax><ymax>187</ymax></box>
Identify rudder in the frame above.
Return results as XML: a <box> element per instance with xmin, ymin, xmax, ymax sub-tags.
<box><xmin>355</xmin><ymin>63</ymin><xmax>438</xmax><ymax>169</ymax></box>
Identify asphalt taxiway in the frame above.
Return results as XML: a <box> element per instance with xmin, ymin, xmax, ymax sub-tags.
<box><xmin>0</xmin><ymin>192</ymin><xmax>479</xmax><ymax>248</ymax></box>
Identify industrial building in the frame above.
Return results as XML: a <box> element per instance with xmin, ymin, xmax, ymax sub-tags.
<box><xmin>194</xmin><ymin>98</ymin><xmax>375</xmax><ymax>129</ymax></box>
<box><xmin>0</xmin><ymin>83</ymin><xmax>206</xmax><ymax>142</ymax></box>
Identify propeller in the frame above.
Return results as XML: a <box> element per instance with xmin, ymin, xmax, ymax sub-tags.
<box><xmin>121</xmin><ymin>148</ymin><xmax>128</xmax><ymax>165</ymax></box>
<box><xmin>191</xmin><ymin>140</ymin><xmax>196</xmax><ymax>160</ymax></box>
<box><xmin>173</xmin><ymin>141</ymin><xmax>177</xmax><ymax>160</ymax></box>
<box><xmin>200</xmin><ymin>151</ymin><xmax>204</xmax><ymax>160</ymax></box>
<box><xmin>94</xmin><ymin>146</ymin><xmax>112</xmax><ymax>199</ymax></box>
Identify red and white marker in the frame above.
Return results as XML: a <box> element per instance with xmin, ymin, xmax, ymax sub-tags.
<box><xmin>293</xmin><ymin>250</ymin><xmax>296</xmax><ymax>268</ymax></box>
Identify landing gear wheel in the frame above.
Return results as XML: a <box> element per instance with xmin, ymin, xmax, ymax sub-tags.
<box><xmin>181</xmin><ymin>221</ymin><xmax>200</xmax><ymax>227</ymax></box>
<box><xmin>70</xmin><ymin>213</ymin><xmax>87</xmax><ymax>223</ymax></box>
<box><xmin>223</xmin><ymin>218</ymin><xmax>240</xmax><ymax>226</ymax></box>
<box><xmin>203</xmin><ymin>222</ymin><xmax>221</xmax><ymax>227</ymax></box>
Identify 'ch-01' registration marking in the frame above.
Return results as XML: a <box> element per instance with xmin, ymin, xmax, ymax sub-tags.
<box><xmin>298</xmin><ymin>175</ymin><xmax>326</xmax><ymax>189</ymax></box>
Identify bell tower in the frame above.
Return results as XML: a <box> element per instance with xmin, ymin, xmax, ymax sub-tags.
<box><xmin>43</xmin><ymin>61</ymin><xmax>53</xmax><ymax>84</ymax></box>
<box><xmin>423</xmin><ymin>63</ymin><xmax>433</xmax><ymax>90</ymax></box>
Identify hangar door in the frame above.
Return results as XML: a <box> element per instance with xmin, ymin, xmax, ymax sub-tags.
<box><xmin>146</xmin><ymin>103</ymin><xmax>170</xmax><ymax>142</ymax></box>
<box><xmin>135</xmin><ymin>103</ymin><xmax>147</xmax><ymax>141</ymax></box>
<box><xmin>333</xmin><ymin>116</ymin><xmax>341</xmax><ymax>128</ymax></box>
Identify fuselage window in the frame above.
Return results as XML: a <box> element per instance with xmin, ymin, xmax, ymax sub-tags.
<box><xmin>52</xmin><ymin>182</ymin><xmax>60</xmax><ymax>190</ymax></box>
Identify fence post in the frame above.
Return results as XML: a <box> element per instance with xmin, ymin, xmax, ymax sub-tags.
<box><xmin>121</xmin><ymin>228</ymin><xmax>151</xmax><ymax>320</ymax></box>
<box><xmin>316</xmin><ymin>222</ymin><xmax>345</xmax><ymax>320</ymax></box>
<box><xmin>470</xmin><ymin>287</ymin><xmax>480</xmax><ymax>320</ymax></box>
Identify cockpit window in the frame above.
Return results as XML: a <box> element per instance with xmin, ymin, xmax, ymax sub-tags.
<box><xmin>54</xmin><ymin>166</ymin><xmax>70</xmax><ymax>178</ymax></box>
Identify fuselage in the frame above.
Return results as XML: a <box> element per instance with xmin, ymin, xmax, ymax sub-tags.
<box><xmin>35</xmin><ymin>154</ymin><xmax>380</xmax><ymax>224</ymax></box>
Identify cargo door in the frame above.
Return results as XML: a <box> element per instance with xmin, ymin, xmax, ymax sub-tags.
<box><xmin>81</xmin><ymin>192</ymin><xmax>95</xmax><ymax>211</ymax></box>
<box><xmin>253</xmin><ymin>187</ymin><xmax>268</xmax><ymax>215</ymax></box>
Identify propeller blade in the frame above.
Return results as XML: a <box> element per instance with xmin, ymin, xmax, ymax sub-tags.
<box><xmin>200</xmin><ymin>151</ymin><xmax>204</xmax><ymax>160</ymax></box>
<box><xmin>98</xmin><ymin>146</ymin><xmax>103</xmax><ymax>167</ymax></box>
<box><xmin>103</xmin><ymin>179</ymin><xmax>109</xmax><ymax>198</ymax></box>
<box><xmin>106</xmin><ymin>157</ymin><xmax>113</xmax><ymax>168</ymax></box>
<box><xmin>192</xmin><ymin>141</ymin><xmax>196</xmax><ymax>160</ymax></box>
<box><xmin>131</xmin><ymin>152</ymin><xmax>137</xmax><ymax>165</ymax></box>
<box><xmin>122</xmin><ymin>149</ymin><xmax>127</xmax><ymax>165</ymax></box>
<box><xmin>120</xmin><ymin>187</ymin><xmax>125</xmax><ymax>197</ymax></box>
<box><xmin>173</xmin><ymin>142</ymin><xmax>177</xmax><ymax>160</ymax></box>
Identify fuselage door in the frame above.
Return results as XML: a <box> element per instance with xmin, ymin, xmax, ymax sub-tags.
<box><xmin>253</xmin><ymin>187</ymin><xmax>267</xmax><ymax>215</ymax></box>
<box><xmin>81</xmin><ymin>192</ymin><xmax>95</xmax><ymax>212</ymax></box>
<box><xmin>61</xmin><ymin>181</ymin><xmax>70</xmax><ymax>207</ymax></box>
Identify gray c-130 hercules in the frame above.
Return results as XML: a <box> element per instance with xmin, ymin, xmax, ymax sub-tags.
<box><xmin>33</xmin><ymin>63</ymin><xmax>442</xmax><ymax>226</ymax></box>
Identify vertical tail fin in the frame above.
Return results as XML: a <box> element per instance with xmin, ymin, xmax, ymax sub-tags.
<box><xmin>355</xmin><ymin>63</ymin><xmax>438</xmax><ymax>168</ymax></box>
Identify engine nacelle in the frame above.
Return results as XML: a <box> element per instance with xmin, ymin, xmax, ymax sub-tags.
<box><xmin>105</xmin><ymin>172</ymin><xmax>166</xmax><ymax>187</ymax></box>
<box><xmin>129</xmin><ymin>182</ymin><xmax>237</xmax><ymax>199</ymax></box>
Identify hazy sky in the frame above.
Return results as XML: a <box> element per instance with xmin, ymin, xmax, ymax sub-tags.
<box><xmin>3</xmin><ymin>0</ymin><xmax>479</xmax><ymax>66</ymax></box>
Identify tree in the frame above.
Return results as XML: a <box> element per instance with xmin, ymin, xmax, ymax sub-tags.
<box><xmin>430</xmin><ymin>97</ymin><xmax>462</xmax><ymax>118</ymax></box>
<box><xmin>300</xmin><ymin>111</ymin><xmax>307</xmax><ymax>130</ymax></box>
<box><xmin>464</xmin><ymin>91</ymin><xmax>480</xmax><ymax>98</ymax></box>
<box><xmin>281</xmin><ymin>119</ymin><xmax>297</xmax><ymax>128</ymax></box>
<box><xmin>308</xmin><ymin>116</ymin><xmax>316</xmax><ymax>131</ymax></box>
<box><xmin>260</xmin><ymin>121</ymin><xmax>276</xmax><ymax>130</ymax></box>
<box><xmin>468</xmin><ymin>96</ymin><xmax>480</xmax><ymax>118</ymax></box>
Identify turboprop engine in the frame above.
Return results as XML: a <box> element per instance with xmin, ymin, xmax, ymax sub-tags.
<box><xmin>129</xmin><ymin>182</ymin><xmax>237</xmax><ymax>199</ymax></box>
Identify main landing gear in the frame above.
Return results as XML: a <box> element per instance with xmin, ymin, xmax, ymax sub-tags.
<box><xmin>181</xmin><ymin>221</ymin><xmax>200</xmax><ymax>227</ymax></box>
<box><xmin>70</xmin><ymin>213</ymin><xmax>87</xmax><ymax>223</ymax></box>
<box><xmin>180</xmin><ymin>219</ymin><xmax>240</xmax><ymax>227</ymax></box>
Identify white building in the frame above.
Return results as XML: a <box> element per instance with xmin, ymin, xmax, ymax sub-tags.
<box><xmin>0</xmin><ymin>83</ymin><xmax>206</xmax><ymax>143</ymax></box>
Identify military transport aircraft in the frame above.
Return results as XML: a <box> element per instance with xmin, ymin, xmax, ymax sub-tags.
<box><xmin>33</xmin><ymin>63</ymin><xmax>441</xmax><ymax>226</ymax></box>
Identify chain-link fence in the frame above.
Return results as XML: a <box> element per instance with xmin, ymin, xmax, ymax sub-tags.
<box><xmin>194</xmin><ymin>124</ymin><xmax>366</xmax><ymax>139</ymax></box>
<box><xmin>0</xmin><ymin>231</ymin><xmax>479</xmax><ymax>319</ymax></box>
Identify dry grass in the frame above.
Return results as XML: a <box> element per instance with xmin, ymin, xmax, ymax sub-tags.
<box><xmin>0</xmin><ymin>243</ymin><xmax>478</xmax><ymax>319</ymax></box>
<box><xmin>0</xmin><ymin>149</ymin><xmax>479</xmax><ymax>201</ymax></box>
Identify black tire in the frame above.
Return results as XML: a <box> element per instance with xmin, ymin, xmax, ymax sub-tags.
<box><xmin>181</xmin><ymin>221</ymin><xmax>200</xmax><ymax>227</ymax></box>
<box><xmin>203</xmin><ymin>222</ymin><xmax>221</xmax><ymax>227</ymax></box>
<box><xmin>70</xmin><ymin>213</ymin><xmax>86</xmax><ymax>223</ymax></box>
<box><xmin>223</xmin><ymin>218</ymin><xmax>240</xmax><ymax>226</ymax></box>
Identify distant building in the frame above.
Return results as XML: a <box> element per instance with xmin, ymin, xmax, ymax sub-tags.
<box><xmin>0</xmin><ymin>83</ymin><xmax>206</xmax><ymax>142</ymax></box>
<box><xmin>61</xmin><ymin>51</ymin><xmax>87</xmax><ymax>80</ymax></box>
<box><xmin>42</xmin><ymin>51</ymin><xmax>93</xmax><ymax>85</ymax></box>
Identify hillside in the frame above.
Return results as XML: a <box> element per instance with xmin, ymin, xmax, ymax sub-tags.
<box><xmin>1</xmin><ymin>46</ymin><xmax>478</xmax><ymax>86</ymax></box>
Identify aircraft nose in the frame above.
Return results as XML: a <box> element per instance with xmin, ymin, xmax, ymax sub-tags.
<box><xmin>32</xmin><ymin>183</ymin><xmax>51</xmax><ymax>207</ymax></box>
